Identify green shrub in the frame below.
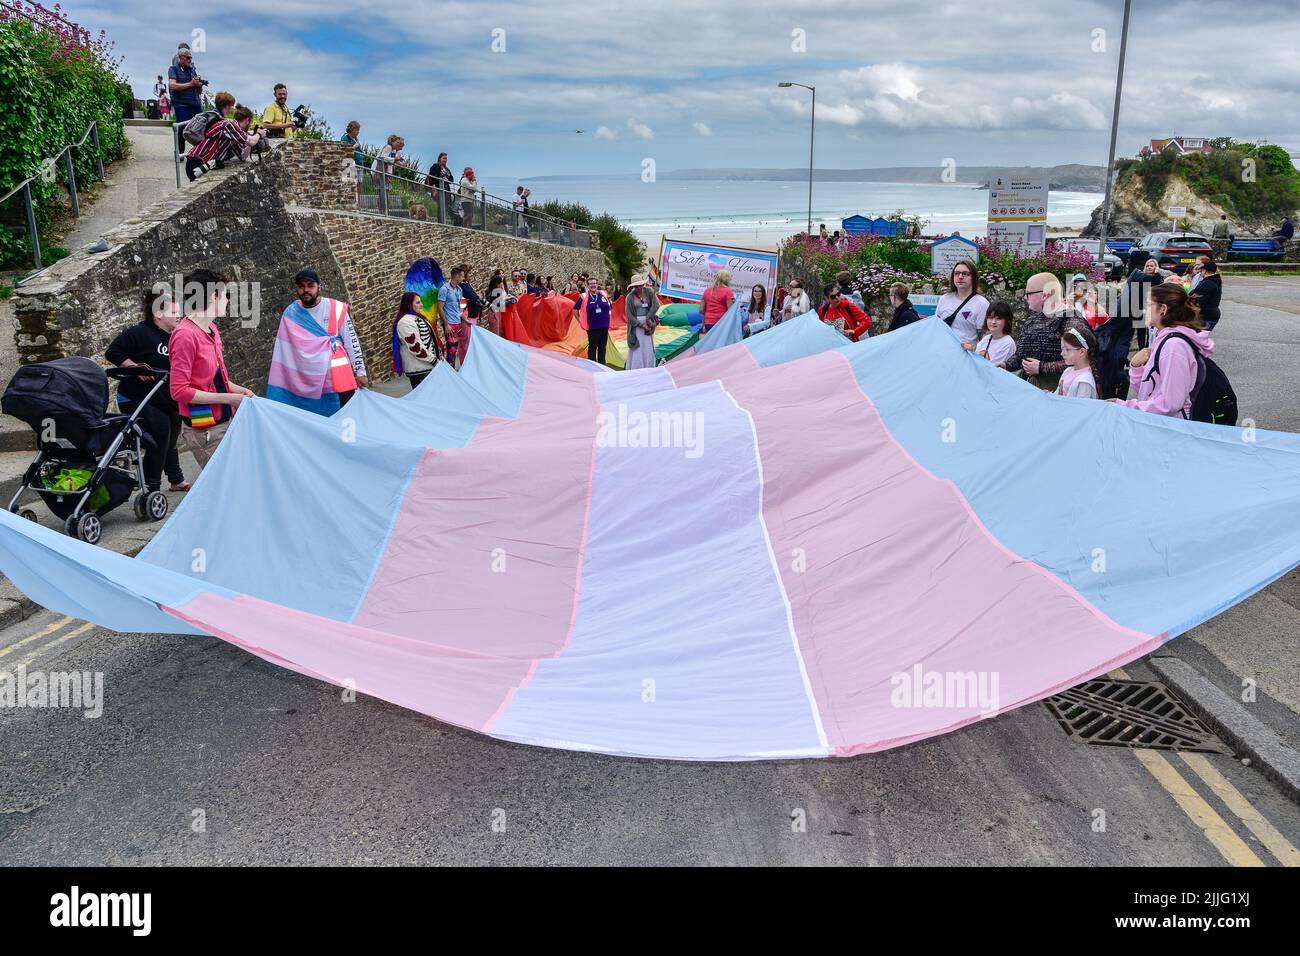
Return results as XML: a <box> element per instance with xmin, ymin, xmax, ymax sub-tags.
<box><xmin>533</xmin><ymin>199</ymin><xmax>642</xmax><ymax>281</ymax></box>
<box><xmin>0</xmin><ymin>14</ymin><xmax>126</xmax><ymax>266</ymax></box>
<box><xmin>1124</xmin><ymin>141</ymin><xmax>1300</xmax><ymax>225</ymax></box>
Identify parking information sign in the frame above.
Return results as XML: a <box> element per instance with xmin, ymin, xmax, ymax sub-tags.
<box><xmin>987</xmin><ymin>171</ymin><xmax>1049</xmax><ymax>251</ymax></box>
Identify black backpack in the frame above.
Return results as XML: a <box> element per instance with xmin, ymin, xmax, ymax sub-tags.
<box><xmin>1147</xmin><ymin>331</ymin><xmax>1238</xmax><ymax>425</ymax></box>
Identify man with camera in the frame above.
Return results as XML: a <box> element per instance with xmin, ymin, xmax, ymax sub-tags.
<box><xmin>167</xmin><ymin>47</ymin><xmax>206</xmax><ymax>124</ymax></box>
<box><xmin>259</xmin><ymin>83</ymin><xmax>297</xmax><ymax>139</ymax></box>
<box><xmin>168</xmin><ymin>46</ymin><xmax>208</xmax><ymax>156</ymax></box>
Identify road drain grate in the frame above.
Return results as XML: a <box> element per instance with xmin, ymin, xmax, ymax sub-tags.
<box><xmin>1044</xmin><ymin>679</ymin><xmax>1232</xmax><ymax>754</ymax></box>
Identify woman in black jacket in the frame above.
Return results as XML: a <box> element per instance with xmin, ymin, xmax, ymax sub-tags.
<box><xmin>1191</xmin><ymin>258</ymin><xmax>1222</xmax><ymax>331</ymax></box>
<box><xmin>104</xmin><ymin>289</ymin><xmax>190</xmax><ymax>492</ymax></box>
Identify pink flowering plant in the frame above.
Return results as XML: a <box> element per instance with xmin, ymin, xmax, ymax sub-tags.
<box><xmin>784</xmin><ymin>229</ymin><xmax>1103</xmax><ymax>300</ymax></box>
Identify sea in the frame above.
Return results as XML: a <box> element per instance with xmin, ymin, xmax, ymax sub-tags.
<box><xmin>483</xmin><ymin>176</ymin><xmax>1103</xmax><ymax>250</ymax></box>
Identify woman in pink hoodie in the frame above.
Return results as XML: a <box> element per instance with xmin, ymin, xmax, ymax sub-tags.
<box><xmin>1112</xmin><ymin>283</ymin><xmax>1214</xmax><ymax>418</ymax></box>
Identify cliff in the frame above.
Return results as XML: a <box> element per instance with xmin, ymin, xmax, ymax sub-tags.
<box><xmin>1083</xmin><ymin>146</ymin><xmax>1300</xmax><ymax>238</ymax></box>
<box><xmin>1081</xmin><ymin>173</ymin><xmax>1239</xmax><ymax>237</ymax></box>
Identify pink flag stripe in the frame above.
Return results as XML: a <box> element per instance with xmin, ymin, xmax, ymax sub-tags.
<box><xmin>352</xmin><ymin>352</ymin><xmax>600</xmax><ymax>727</ymax></box>
<box><xmin>165</xmin><ymin>592</ymin><xmax>539</xmax><ymax>733</ymax></box>
<box><xmin>664</xmin><ymin>344</ymin><xmax>760</xmax><ymax>388</ymax></box>
<box><xmin>717</xmin><ymin>350</ymin><xmax>1162</xmax><ymax>755</ymax></box>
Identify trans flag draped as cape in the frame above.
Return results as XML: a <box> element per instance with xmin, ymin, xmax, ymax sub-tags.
<box><xmin>2</xmin><ymin>316</ymin><xmax>1299</xmax><ymax>760</ymax></box>
<box><xmin>266</xmin><ymin>299</ymin><xmax>349</xmax><ymax>416</ymax></box>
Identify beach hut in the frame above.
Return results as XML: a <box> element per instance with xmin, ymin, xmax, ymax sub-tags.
<box><xmin>841</xmin><ymin>214</ymin><xmax>871</xmax><ymax>236</ymax></box>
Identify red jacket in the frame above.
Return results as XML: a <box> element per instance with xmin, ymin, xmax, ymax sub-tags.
<box><xmin>820</xmin><ymin>299</ymin><xmax>871</xmax><ymax>341</ymax></box>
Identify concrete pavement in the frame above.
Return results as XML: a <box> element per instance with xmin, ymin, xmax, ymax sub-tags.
<box><xmin>52</xmin><ymin>125</ymin><xmax>180</xmax><ymax>257</ymax></box>
<box><xmin>0</xmin><ymin>279</ymin><xmax>1297</xmax><ymax>865</ymax></box>
<box><xmin>1</xmin><ymin>604</ymin><xmax>1297</xmax><ymax>865</ymax></box>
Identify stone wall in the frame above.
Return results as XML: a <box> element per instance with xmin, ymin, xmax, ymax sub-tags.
<box><xmin>12</xmin><ymin>154</ymin><xmax>346</xmax><ymax>395</ymax></box>
<box><xmin>276</xmin><ymin>139</ymin><xmax>357</xmax><ymax>212</ymax></box>
<box><xmin>12</xmin><ymin>140</ymin><xmax>608</xmax><ymax>391</ymax></box>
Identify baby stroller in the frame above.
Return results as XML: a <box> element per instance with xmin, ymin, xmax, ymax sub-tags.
<box><xmin>2</xmin><ymin>357</ymin><xmax>171</xmax><ymax>545</ymax></box>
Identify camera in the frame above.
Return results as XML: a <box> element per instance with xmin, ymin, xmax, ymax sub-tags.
<box><xmin>200</xmin><ymin>78</ymin><xmax>210</xmax><ymax>86</ymax></box>
<box><xmin>292</xmin><ymin>104</ymin><xmax>309</xmax><ymax>129</ymax></box>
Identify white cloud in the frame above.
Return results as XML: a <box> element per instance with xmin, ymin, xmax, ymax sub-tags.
<box><xmin>815</xmin><ymin>103</ymin><xmax>865</xmax><ymax>127</ymax></box>
<box><xmin>692</xmin><ymin>122</ymin><xmax>712</xmax><ymax>136</ymax></box>
<box><xmin>83</xmin><ymin>0</ymin><xmax>1300</xmax><ymax>174</ymax></box>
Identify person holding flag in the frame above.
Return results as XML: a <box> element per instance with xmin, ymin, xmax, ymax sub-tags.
<box><xmin>266</xmin><ymin>268</ymin><xmax>368</xmax><ymax>415</ymax></box>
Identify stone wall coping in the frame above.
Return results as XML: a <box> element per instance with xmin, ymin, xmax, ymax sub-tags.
<box><xmin>291</xmin><ymin>204</ymin><xmax>600</xmax><ymax>252</ymax></box>
<box><xmin>13</xmin><ymin>159</ymin><xmax>269</xmax><ymax>298</ymax></box>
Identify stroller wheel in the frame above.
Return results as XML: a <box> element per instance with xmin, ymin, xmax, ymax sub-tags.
<box><xmin>19</xmin><ymin>509</ymin><xmax>39</xmax><ymax>523</ymax></box>
<box><xmin>65</xmin><ymin>512</ymin><xmax>102</xmax><ymax>545</ymax></box>
<box><xmin>133</xmin><ymin>490</ymin><xmax>169</xmax><ymax>522</ymax></box>
<box><xmin>145</xmin><ymin>490</ymin><xmax>168</xmax><ymax>521</ymax></box>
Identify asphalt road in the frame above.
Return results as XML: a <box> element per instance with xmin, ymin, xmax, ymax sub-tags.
<box><xmin>1</xmin><ymin>277</ymin><xmax>1298</xmax><ymax>866</ymax></box>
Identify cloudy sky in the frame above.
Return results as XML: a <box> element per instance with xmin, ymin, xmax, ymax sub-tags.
<box><xmin>71</xmin><ymin>0</ymin><xmax>1300</xmax><ymax>178</ymax></box>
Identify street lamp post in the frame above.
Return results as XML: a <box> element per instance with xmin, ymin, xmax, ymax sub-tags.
<box><xmin>779</xmin><ymin>82</ymin><xmax>816</xmax><ymax>235</ymax></box>
<box><xmin>1098</xmin><ymin>0</ymin><xmax>1132</xmax><ymax>264</ymax></box>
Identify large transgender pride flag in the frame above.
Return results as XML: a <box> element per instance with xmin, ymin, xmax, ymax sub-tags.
<box><xmin>2</xmin><ymin>316</ymin><xmax>1299</xmax><ymax>760</ymax></box>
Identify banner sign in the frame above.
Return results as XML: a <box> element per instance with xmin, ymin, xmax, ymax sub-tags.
<box><xmin>910</xmin><ymin>294</ymin><xmax>941</xmax><ymax>318</ymax></box>
<box><xmin>657</xmin><ymin>238</ymin><xmax>779</xmax><ymax>303</ymax></box>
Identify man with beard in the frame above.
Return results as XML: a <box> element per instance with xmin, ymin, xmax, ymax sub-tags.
<box><xmin>266</xmin><ymin>268</ymin><xmax>368</xmax><ymax>415</ymax></box>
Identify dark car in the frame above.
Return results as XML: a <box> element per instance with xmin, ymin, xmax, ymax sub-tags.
<box><xmin>1050</xmin><ymin>237</ymin><xmax>1125</xmax><ymax>281</ymax></box>
<box><xmin>1126</xmin><ymin>232</ymin><xmax>1213</xmax><ymax>275</ymax></box>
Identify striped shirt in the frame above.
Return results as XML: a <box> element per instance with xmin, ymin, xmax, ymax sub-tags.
<box><xmin>188</xmin><ymin>119</ymin><xmax>250</xmax><ymax>165</ymax></box>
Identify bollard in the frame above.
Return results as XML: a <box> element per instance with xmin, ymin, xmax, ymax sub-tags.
<box><xmin>23</xmin><ymin>182</ymin><xmax>41</xmax><ymax>269</ymax></box>
<box><xmin>479</xmin><ymin>188</ymin><xmax>487</xmax><ymax>231</ymax></box>
<box><xmin>436</xmin><ymin>185</ymin><xmax>446</xmax><ymax>224</ymax></box>
<box><xmin>64</xmin><ymin>150</ymin><xmax>79</xmax><ymax>218</ymax></box>
<box><xmin>90</xmin><ymin>122</ymin><xmax>104</xmax><ymax>180</ymax></box>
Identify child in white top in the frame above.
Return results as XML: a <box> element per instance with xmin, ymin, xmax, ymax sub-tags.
<box><xmin>1057</xmin><ymin>324</ymin><xmax>1100</xmax><ymax>399</ymax></box>
<box><xmin>975</xmin><ymin>301</ymin><xmax>1017</xmax><ymax>368</ymax></box>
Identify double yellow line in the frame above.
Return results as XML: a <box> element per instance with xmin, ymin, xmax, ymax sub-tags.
<box><xmin>1111</xmin><ymin>667</ymin><xmax>1299</xmax><ymax>867</ymax></box>
<box><xmin>0</xmin><ymin>615</ymin><xmax>96</xmax><ymax>670</ymax></box>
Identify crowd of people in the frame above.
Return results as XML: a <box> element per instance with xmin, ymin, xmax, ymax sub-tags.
<box><xmin>96</xmin><ymin>244</ymin><xmax>1234</xmax><ymax>504</ymax></box>
<box><xmin>812</xmin><ymin>256</ymin><xmax>1229</xmax><ymax>414</ymax></box>
<box><xmin>161</xmin><ymin>41</ymin><xmax>297</xmax><ymax>181</ymax></box>
<box><xmin>160</xmin><ymin>40</ymin><xmax>531</xmax><ymax>215</ymax></box>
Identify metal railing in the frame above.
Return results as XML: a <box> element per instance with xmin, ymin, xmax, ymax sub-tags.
<box><xmin>357</xmin><ymin>164</ymin><xmax>592</xmax><ymax>249</ymax></box>
<box><xmin>0</xmin><ymin>120</ymin><xmax>106</xmax><ymax>271</ymax></box>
